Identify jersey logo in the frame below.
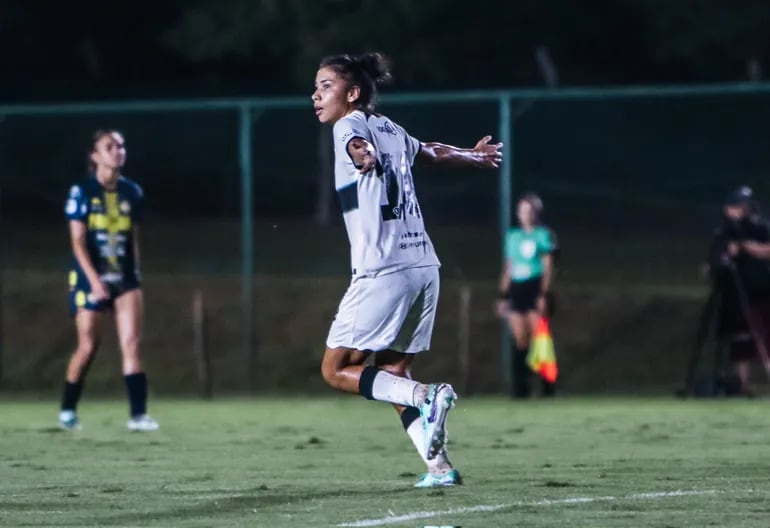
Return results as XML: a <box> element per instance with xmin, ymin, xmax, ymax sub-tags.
<box><xmin>341</xmin><ymin>129</ymin><xmax>365</xmax><ymax>143</ymax></box>
<box><xmin>120</xmin><ymin>201</ymin><xmax>131</xmax><ymax>214</ymax></box>
<box><xmin>376</xmin><ymin>121</ymin><xmax>397</xmax><ymax>135</ymax></box>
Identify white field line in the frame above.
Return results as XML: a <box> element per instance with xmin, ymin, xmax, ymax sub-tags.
<box><xmin>337</xmin><ymin>488</ymin><xmax>721</xmax><ymax>527</ymax></box>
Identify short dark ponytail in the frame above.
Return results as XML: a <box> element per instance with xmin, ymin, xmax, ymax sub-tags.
<box><xmin>319</xmin><ymin>52</ymin><xmax>393</xmax><ymax>113</ymax></box>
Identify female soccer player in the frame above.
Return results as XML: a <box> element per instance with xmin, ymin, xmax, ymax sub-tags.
<box><xmin>312</xmin><ymin>52</ymin><xmax>502</xmax><ymax>487</ymax></box>
<box><xmin>59</xmin><ymin>129</ymin><xmax>158</xmax><ymax>432</ymax></box>
<box><xmin>497</xmin><ymin>193</ymin><xmax>558</xmax><ymax>398</ymax></box>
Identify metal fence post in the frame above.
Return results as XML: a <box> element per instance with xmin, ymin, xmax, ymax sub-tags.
<box><xmin>0</xmin><ymin>182</ymin><xmax>3</xmax><ymax>388</ymax></box>
<box><xmin>498</xmin><ymin>96</ymin><xmax>513</xmax><ymax>393</ymax></box>
<box><xmin>239</xmin><ymin>104</ymin><xmax>255</xmax><ymax>390</ymax></box>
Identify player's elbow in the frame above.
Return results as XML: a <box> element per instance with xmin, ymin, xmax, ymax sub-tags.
<box><xmin>418</xmin><ymin>144</ymin><xmax>440</xmax><ymax>165</ymax></box>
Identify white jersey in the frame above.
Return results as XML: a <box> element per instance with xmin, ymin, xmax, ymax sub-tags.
<box><xmin>333</xmin><ymin>110</ymin><xmax>440</xmax><ymax>278</ymax></box>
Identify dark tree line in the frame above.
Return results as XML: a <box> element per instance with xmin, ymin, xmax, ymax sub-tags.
<box><xmin>1</xmin><ymin>0</ymin><xmax>769</xmax><ymax>101</ymax></box>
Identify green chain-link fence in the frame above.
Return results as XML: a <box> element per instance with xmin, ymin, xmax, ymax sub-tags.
<box><xmin>2</xmin><ymin>83</ymin><xmax>770</xmax><ymax>394</ymax></box>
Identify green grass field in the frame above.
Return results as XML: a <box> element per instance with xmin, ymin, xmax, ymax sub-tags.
<box><xmin>1</xmin><ymin>397</ymin><xmax>768</xmax><ymax>527</ymax></box>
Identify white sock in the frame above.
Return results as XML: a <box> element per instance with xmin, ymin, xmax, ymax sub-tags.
<box><xmin>405</xmin><ymin>416</ymin><xmax>452</xmax><ymax>473</ymax></box>
<box><xmin>370</xmin><ymin>370</ymin><xmax>428</xmax><ymax>407</ymax></box>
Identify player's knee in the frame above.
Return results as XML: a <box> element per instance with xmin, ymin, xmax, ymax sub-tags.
<box><xmin>120</xmin><ymin>334</ymin><xmax>141</xmax><ymax>356</ymax></box>
<box><xmin>75</xmin><ymin>341</ymin><xmax>98</xmax><ymax>360</ymax></box>
<box><xmin>321</xmin><ymin>352</ymin><xmax>355</xmax><ymax>389</ymax></box>
<box><xmin>320</xmin><ymin>359</ymin><xmax>340</xmax><ymax>388</ymax></box>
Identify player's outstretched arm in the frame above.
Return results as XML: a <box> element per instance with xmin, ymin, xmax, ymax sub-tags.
<box><xmin>741</xmin><ymin>240</ymin><xmax>770</xmax><ymax>259</ymax></box>
<box><xmin>418</xmin><ymin>135</ymin><xmax>503</xmax><ymax>169</ymax></box>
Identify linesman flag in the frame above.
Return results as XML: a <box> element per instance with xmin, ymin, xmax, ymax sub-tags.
<box><xmin>527</xmin><ymin>317</ymin><xmax>558</xmax><ymax>383</ymax></box>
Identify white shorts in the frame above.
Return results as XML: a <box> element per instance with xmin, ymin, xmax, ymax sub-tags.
<box><xmin>326</xmin><ymin>266</ymin><xmax>440</xmax><ymax>353</ymax></box>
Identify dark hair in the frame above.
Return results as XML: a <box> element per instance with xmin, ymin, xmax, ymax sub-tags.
<box><xmin>519</xmin><ymin>192</ymin><xmax>544</xmax><ymax>223</ymax></box>
<box><xmin>319</xmin><ymin>52</ymin><xmax>393</xmax><ymax>113</ymax></box>
<box><xmin>88</xmin><ymin>128</ymin><xmax>122</xmax><ymax>172</ymax></box>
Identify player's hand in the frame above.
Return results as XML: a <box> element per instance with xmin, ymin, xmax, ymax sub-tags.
<box><xmin>727</xmin><ymin>241</ymin><xmax>740</xmax><ymax>257</ymax></box>
<box><xmin>472</xmin><ymin>135</ymin><xmax>503</xmax><ymax>168</ymax></box>
<box><xmin>348</xmin><ymin>137</ymin><xmax>377</xmax><ymax>174</ymax></box>
<box><xmin>89</xmin><ymin>281</ymin><xmax>110</xmax><ymax>302</ymax></box>
<box><xmin>741</xmin><ymin>241</ymin><xmax>763</xmax><ymax>257</ymax></box>
<box><xmin>495</xmin><ymin>299</ymin><xmax>509</xmax><ymax>318</ymax></box>
<box><xmin>536</xmin><ymin>294</ymin><xmax>547</xmax><ymax>316</ymax></box>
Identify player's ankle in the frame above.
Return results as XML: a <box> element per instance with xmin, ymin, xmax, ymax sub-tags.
<box><xmin>412</xmin><ymin>384</ymin><xmax>429</xmax><ymax>406</ymax></box>
<box><xmin>428</xmin><ymin>450</ymin><xmax>452</xmax><ymax>472</ymax></box>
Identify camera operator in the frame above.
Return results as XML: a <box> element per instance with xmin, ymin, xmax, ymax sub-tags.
<box><xmin>707</xmin><ymin>186</ymin><xmax>770</xmax><ymax>395</ymax></box>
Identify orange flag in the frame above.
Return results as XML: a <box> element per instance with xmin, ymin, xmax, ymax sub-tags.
<box><xmin>527</xmin><ymin>317</ymin><xmax>558</xmax><ymax>383</ymax></box>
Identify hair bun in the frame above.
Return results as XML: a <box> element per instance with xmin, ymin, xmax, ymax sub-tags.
<box><xmin>353</xmin><ymin>52</ymin><xmax>393</xmax><ymax>86</ymax></box>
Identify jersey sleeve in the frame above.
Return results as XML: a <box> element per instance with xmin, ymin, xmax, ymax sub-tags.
<box><xmin>333</xmin><ymin>113</ymin><xmax>372</xmax><ymax>170</ymax></box>
<box><xmin>131</xmin><ymin>183</ymin><xmax>145</xmax><ymax>223</ymax></box>
<box><xmin>64</xmin><ymin>184</ymin><xmax>88</xmax><ymax>222</ymax></box>
<box><xmin>398</xmin><ymin>124</ymin><xmax>421</xmax><ymax>166</ymax></box>
<box><xmin>539</xmin><ymin>228</ymin><xmax>557</xmax><ymax>254</ymax></box>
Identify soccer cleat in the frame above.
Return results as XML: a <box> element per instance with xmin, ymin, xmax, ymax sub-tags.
<box><xmin>127</xmin><ymin>414</ymin><xmax>160</xmax><ymax>432</ymax></box>
<box><xmin>419</xmin><ymin>383</ymin><xmax>457</xmax><ymax>460</ymax></box>
<box><xmin>414</xmin><ymin>468</ymin><xmax>463</xmax><ymax>488</ymax></box>
<box><xmin>59</xmin><ymin>410</ymin><xmax>81</xmax><ymax>431</ymax></box>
